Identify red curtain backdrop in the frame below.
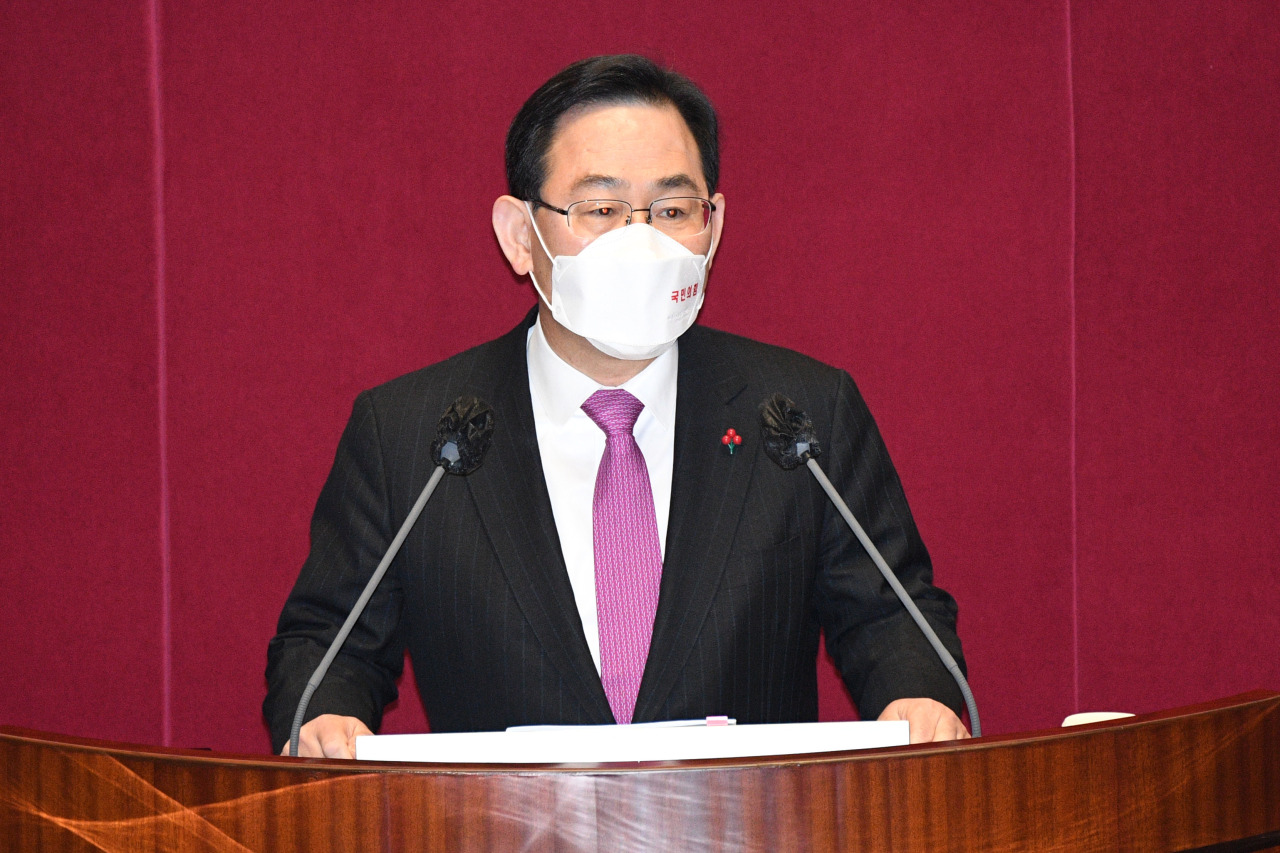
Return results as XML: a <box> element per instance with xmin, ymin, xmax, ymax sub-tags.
<box><xmin>2</xmin><ymin>0</ymin><xmax>1276</xmax><ymax>754</ymax></box>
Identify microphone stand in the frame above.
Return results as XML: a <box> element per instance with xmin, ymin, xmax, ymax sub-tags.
<box><xmin>288</xmin><ymin>396</ymin><xmax>494</xmax><ymax>757</ymax></box>
<box><xmin>804</xmin><ymin>457</ymin><xmax>980</xmax><ymax>738</ymax></box>
<box><xmin>760</xmin><ymin>393</ymin><xmax>981</xmax><ymax>738</ymax></box>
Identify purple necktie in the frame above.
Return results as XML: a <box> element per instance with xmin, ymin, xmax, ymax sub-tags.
<box><xmin>581</xmin><ymin>389</ymin><xmax>663</xmax><ymax>724</ymax></box>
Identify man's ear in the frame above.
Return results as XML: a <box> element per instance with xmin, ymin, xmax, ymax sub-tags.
<box><xmin>493</xmin><ymin>195</ymin><xmax>533</xmax><ymax>275</ymax></box>
<box><xmin>705</xmin><ymin>192</ymin><xmax>726</xmax><ymax>272</ymax></box>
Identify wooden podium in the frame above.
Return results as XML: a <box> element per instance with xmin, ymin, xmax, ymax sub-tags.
<box><xmin>3</xmin><ymin>691</ymin><xmax>1278</xmax><ymax>851</ymax></box>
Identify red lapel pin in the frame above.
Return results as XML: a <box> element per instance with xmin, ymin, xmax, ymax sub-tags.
<box><xmin>721</xmin><ymin>428</ymin><xmax>742</xmax><ymax>455</ymax></box>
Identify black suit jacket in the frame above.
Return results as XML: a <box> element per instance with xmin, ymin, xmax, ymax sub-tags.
<box><xmin>265</xmin><ymin>312</ymin><xmax>965</xmax><ymax>751</ymax></box>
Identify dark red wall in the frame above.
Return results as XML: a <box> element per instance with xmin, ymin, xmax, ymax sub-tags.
<box><xmin>3</xmin><ymin>1</ymin><xmax>1276</xmax><ymax>754</ymax></box>
<box><xmin>2</xmin><ymin>1</ymin><xmax>165</xmax><ymax>745</ymax></box>
<box><xmin>1071</xmin><ymin>2</ymin><xmax>1280</xmax><ymax>714</ymax></box>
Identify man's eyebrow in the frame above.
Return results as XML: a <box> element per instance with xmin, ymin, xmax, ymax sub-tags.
<box><xmin>566</xmin><ymin>173</ymin><xmax>704</xmax><ymax>197</ymax></box>
<box><xmin>569</xmin><ymin>174</ymin><xmax>626</xmax><ymax>194</ymax></box>
<box><xmin>653</xmin><ymin>173</ymin><xmax>702</xmax><ymax>193</ymax></box>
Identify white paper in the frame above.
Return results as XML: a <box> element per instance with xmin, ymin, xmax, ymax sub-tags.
<box><xmin>356</xmin><ymin>720</ymin><xmax>908</xmax><ymax>764</ymax></box>
<box><xmin>507</xmin><ymin>717</ymin><xmax>733</xmax><ymax>732</ymax></box>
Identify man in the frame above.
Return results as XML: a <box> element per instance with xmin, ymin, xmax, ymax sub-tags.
<box><xmin>265</xmin><ymin>55</ymin><xmax>969</xmax><ymax>758</ymax></box>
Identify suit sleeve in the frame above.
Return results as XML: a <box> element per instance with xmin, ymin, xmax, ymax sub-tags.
<box><xmin>263</xmin><ymin>391</ymin><xmax>406</xmax><ymax>753</ymax></box>
<box><xmin>812</xmin><ymin>371</ymin><xmax>967</xmax><ymax>721</ymax></box>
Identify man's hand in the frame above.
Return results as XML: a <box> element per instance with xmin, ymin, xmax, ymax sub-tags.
<box><xmin>281</xmin><ymin>714</ymin><xmax>373</xmax><ymax>758</ymax></box>
<box><xmin>878</xmin><ymin>698</ymin><xmax>971</xmax><ymax>743</ymax></box>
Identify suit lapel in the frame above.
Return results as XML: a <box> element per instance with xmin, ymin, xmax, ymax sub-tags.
<box><xmin>634</xmin><ymin>328</ymin><xmax>755</xmax><ymax>721</ymax></box>
<box><xmin>464</xmin><ymin>316</ymin><xmax>614</xmax><ymax>724</ymax></box>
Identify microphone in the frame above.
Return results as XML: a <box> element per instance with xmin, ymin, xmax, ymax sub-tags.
<box><xmin>288</xmin><ymin>395</ymin><xmax>496</xmax><ymax>757</ymax></box>
<box><xmin>759</xmin><ymin>393</ymin><xmax>981</xmax><ymax>737</ymax></box>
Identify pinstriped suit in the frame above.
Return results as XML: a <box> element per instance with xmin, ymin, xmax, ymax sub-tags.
<box><xmin>264</xmin><ymin>311</ymin><xmax>965</xmax><ymax>751</ymax></box>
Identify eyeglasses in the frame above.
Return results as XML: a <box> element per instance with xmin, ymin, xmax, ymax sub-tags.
<box><xmin>531</xmin><ymin>197</ymin><xmax>716</xmax><ymax>240</ymax></box>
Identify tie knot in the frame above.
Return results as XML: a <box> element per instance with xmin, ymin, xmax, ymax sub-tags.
<box><xmin>582</xmin><ymin>389</ymin><xmax>644</xmax><ymax>437</ymax></box>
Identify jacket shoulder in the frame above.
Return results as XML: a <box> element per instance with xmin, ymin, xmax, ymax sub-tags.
<box><xmin>682</xmin><ymin>323</ymin><xmax>849</xmax><ymax>388</ymax></box>
<box><xmin>359</xmin><ymin>317</ymin><xmax>530</xmax><ymax>415</ymax></box>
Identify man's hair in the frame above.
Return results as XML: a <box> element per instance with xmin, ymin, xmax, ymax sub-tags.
<box><xmin>505</xmin><ymin>54</ymin><xmax>719</xmax><ymax>201</ymax></box>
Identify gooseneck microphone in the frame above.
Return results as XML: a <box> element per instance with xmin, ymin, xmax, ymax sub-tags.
<box><xmin>288</xmin><ymin>395</ymin><xmax>496</xmax><ymax>757</ymax></box>
<box><xmin>759</xmin><ymin>393</ymin><xmax>981</xmax><ymax>737</ymax></box>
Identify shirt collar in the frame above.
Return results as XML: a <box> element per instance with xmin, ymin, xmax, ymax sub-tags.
<box><xmin>527</xmin><ymin>315</ymin><xmax>678</xmax><ymax>428</ymax></box>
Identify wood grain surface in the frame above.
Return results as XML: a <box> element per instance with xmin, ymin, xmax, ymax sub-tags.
<box><xmin>3</xmin><ymin>691</ymin><xmax>1278</xmax><ymax>851</ymax></box>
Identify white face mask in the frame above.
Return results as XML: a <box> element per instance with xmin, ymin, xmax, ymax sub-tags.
<box><xmin>526</xmin><ymin>202</ymin><xmax>710</xmax><ymax>361</ymax></box>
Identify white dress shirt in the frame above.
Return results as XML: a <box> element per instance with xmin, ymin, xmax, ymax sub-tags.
<box><xmin>527</xmin><ymin>318</ymin><xmax>676</xmax><ymax>674</ymax></box>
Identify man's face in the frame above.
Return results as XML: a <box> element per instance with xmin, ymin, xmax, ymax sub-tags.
<box><xmin>527</xmin><ymin>101</ymin><xmax>724</xmax><ymax>301</ymax></box>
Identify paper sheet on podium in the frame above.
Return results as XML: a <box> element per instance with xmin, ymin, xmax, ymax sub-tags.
<box><xmin>356</xmin><ymin>720</ymin><xmax>908</xmax><ymax>764</ymax></box>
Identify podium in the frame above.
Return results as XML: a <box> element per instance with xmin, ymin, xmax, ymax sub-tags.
<box><xmin>4</xmin><ymin>691</ymin><xmax>1278</xmax><ymax>851</ymax></box>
